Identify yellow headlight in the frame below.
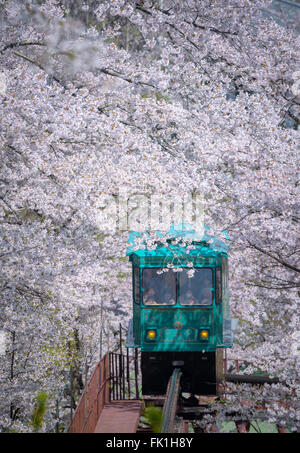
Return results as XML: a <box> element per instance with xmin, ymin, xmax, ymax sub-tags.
<box><xmin>147</xmin><ymin>330</ymin><xmax>156</xmax><ymax>340</ymax></box>
<box><xmin>200</xmin><ymin>330</ymin><xmax>209</xmax><ymax>339</ymax></box>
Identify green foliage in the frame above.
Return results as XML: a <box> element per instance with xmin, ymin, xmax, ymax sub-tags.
<box><xmin>117</xmin><ymin>271</ymin><xmax>129</xmax><ymax>279</ymax></box>
<box><xmin>140</xmin><ymin>90</ymin><xmax>172</xmax><ymax>103</ymax></box>
<box><xmin>31</xmin><ymin>391</ymin><xmax>48</xmax><ymax>432</ymax></box>
<box><xmin>94</xmin><ymin>231</ymin><xmax>107</xmax><ymax>244</ymax></box>
<box><xmin>143</xmin><ymin>405</ymin><xmax>163</xmax><ymax>433</ymax></box>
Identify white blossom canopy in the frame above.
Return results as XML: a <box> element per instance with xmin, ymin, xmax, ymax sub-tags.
<box><xmin>0</xmin><ymin>0</ymin><xmax>299</xmax><ymax>431</ymax></box>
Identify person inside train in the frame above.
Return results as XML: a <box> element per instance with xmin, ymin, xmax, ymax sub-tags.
<box><xmin>143</xmin><ymin>268</ymin><xmax>176</xmax><ymax>305</ymax></box>
<box><xmin>160</xmin><ymin>290</ymin><xmax>176</xmax><ymax>305</ymax></box>
<box><xmin>200</xmin><ymin>278</ymin><xmax>212</xmax><ymax>305</ymax></box>
<box><xmin>143</xmin><ymin>269</ymin><xmax>159</xmax><ymax>304</ymax></box>
<box><xmin>144</xmin><ymin>287</ymin><xmax>158</xmax><ymax>305</ymax></box>
<box><xmin>184</xmin><ymin>289</ymin><xmax>197</xmax><ymax>305</ymax></box>
<box><xmin>200</xmin><ymin>287</ymin><xmax>212</xmax><ymax>305</ymax></box>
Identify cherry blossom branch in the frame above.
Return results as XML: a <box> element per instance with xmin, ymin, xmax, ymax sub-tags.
<box><xmin>0</xmin><ymin>41</ymin><xmax>46</xmax><ymax>54</ymax></box>
<box><xmin>12</xmin><ymin>50</ymin><xmax>66</xmax><ymax>88</ymax></box>
<box><xmin>100</xmin><ymin>67</ymin><xmax>157</xmax><ymax>89</ymax></box>
<box><xmin>247</xmin><ymin>241</ymin><xmax>300</xmax><ymax>274</ymax></box>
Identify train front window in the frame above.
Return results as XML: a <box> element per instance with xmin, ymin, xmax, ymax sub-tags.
<box><xmin>142</xmin><ymin>268</ymin><xmax>176</xmax><ymax>305</ymax></box>
<box><xmin>179</xmin><ymin>268</ymin><xmax>213</xmax><ymax>306</ymax></box>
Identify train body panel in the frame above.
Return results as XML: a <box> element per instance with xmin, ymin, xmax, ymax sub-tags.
<box><xmin>141</xmin><ymin>306</ymin><xmax>217</xmax><ymax>352</ymax></box>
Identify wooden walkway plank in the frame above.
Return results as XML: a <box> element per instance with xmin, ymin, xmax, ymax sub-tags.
<box><xmin>94</xmin><ymin>400</ymin><xmax>143</xmax><ymax>433</ymax></box>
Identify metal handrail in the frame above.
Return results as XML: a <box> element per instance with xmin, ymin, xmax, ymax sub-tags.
<box><xmin>68</xmin><ymin>350</ymin><xmax>140</xmax><ymax>433</ymax></box>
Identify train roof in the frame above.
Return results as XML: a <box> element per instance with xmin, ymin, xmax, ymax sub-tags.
<box><xmin>126</xmin><ymin>223</ymin><xmax>229</xmax><ymax>260</ymax></box>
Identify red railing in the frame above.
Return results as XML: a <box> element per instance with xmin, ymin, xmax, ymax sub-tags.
<box><xmin>224</xmin><ymin>357</ymin><xmax>242</xmax><ymax>373</ymax></box>
<box><xmin>68</xmin><ymin>352</ymin><xmax>290</xmax><ymax>433</ymax></box>
<box><xmin>68</xmin><ymin>354</ymin><xmax>110</xmax><ymax>433</ymax></box>
<box><xmin>68</xmin><ymin>350</ymin><xmax>140</xmax><ymax>433</ymax></box>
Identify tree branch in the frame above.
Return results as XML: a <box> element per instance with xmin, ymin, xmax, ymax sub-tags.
<box><xmin>1</xmin><ymin>41</ymin><xmax>46</xmax><ymax>54</ymax></box>
<box><xmin>12</xmin><ymin>50</ymin><xmax>66</xmax><ymax>88</ymax></box>
<box><xmin>247</xmin><ymin>241</ymin><xmax>300</xmax><ymax>274</ymax></box>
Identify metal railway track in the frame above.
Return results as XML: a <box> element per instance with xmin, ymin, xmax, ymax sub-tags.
<box><xmin>161</xmin><ymin>368</ymin><xmax>182</xmax><ymax>433</ymax></box>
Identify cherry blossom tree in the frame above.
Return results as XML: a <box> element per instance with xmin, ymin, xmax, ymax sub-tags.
<box><xmin>0</xmin><ymin>0</ymin><xmax>299</xmax><ymax>431</ymax></box>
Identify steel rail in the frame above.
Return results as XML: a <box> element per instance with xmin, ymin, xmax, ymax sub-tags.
<box><xmin>161</xmin><ymin>368</ymin><xmax>182</xmax><ymax>433</ymax></box>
